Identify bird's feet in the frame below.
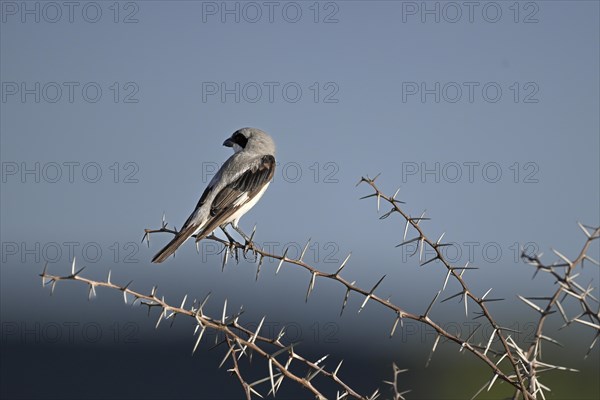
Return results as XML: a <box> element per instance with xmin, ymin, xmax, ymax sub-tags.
<box><xmin>220</xmin><ymin>226</ymin><xmax>241</xmax><ymax>262</ymax></box>
<box><xmin>232</xmin><ymin>225</ymin><xmax>252</xmax><ymax>243</ymax></box>
<box><xmin>220</xmin><ymin>226</ymin><xmax>237</xmax><ymax>246</ymax></box>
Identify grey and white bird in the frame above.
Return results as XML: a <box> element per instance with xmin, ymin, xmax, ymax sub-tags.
<box><xmin>152</xmin><ymin>127</ymin><xmax>276</xmax><ymax>263</ymax></box>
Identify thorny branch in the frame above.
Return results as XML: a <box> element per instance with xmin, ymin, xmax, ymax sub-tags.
<box><xmin>144</xmin><ymin>209</ymin><xmax>526</xmax><ymax>395</ymax></box>
<box><xmin>40</xmin><ymin>259</ymin><xmax>369</xmax><ymax>400</ymax></box>
<box><xmin>41</xmin><ymin>174</ymin><xmax>598</xmax><ymax>399</ymax></box>
<box><xmin>382</xmin><ymin>363</ymin><xmax>410</xmax><ymax>400</ymax></box>
<box><xmin>359</xmin><ymin>176</ymin><xmax>531</xmax><ymax>398</ymax></box>
<box><xmin>144</xmin><ymin>175</ymin><xmax>589</xmax><ymax>398</ymax></box>
<box><xmin>515</xmin><ymin>224</ymin><xmax>600</xmax><ymax>399</ymax></box>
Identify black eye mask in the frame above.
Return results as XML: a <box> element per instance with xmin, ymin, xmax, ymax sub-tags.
<box><xmin>232</xmin><ymin>132</ymin><xmax>248</xmax><ymax>148</ymax></box>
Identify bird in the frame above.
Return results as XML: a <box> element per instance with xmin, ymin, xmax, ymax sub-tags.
<box><xmin>152</xmin><ymin>127</ymin><xmax>276</xmax><ymax>263</ymax></box>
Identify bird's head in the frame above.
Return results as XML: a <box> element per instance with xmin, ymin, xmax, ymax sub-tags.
<box><xmin>223</xmin><ymin>127</ymin><xmax>276</xmax><ymax>156</ymax></box>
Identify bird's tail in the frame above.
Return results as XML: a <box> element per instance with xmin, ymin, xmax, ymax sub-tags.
<box><xmin>152</xmin><ymin>223</ymin><xmax>199</xmax><ymax>263</ymax></box>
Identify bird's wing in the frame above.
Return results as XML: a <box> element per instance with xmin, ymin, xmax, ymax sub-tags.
<box><xmin>194</xmin><ymin>154</ymin><xmax>275</xmax><ymax>242</ymax></box>
<box><xmin>177</xmin><ymin>181</ymin><xmax>214</xmax><ymax>232</ymax></box>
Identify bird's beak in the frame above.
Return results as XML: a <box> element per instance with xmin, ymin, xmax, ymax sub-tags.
<box><xmin>223</xmin><ymin>138</ymin><xmax>234</xmax><ymax>147</ymax></box>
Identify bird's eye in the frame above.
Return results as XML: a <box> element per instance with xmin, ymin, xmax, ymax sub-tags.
<box><xmin>233</xmin><ymin>132</ymin><xmax>248</xmax><ymax>148</ymax></box>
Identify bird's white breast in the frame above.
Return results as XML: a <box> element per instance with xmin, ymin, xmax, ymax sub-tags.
<box><xmin>227</xmin><ymin>182</ymin><xmax>270</xmax><ymax>228</ymax></box>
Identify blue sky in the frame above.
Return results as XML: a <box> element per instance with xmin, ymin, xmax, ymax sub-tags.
<box><xmin>1</xmin><ymin>1</ymin><xmax>599</xmax><ymax>398</ymax></box>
